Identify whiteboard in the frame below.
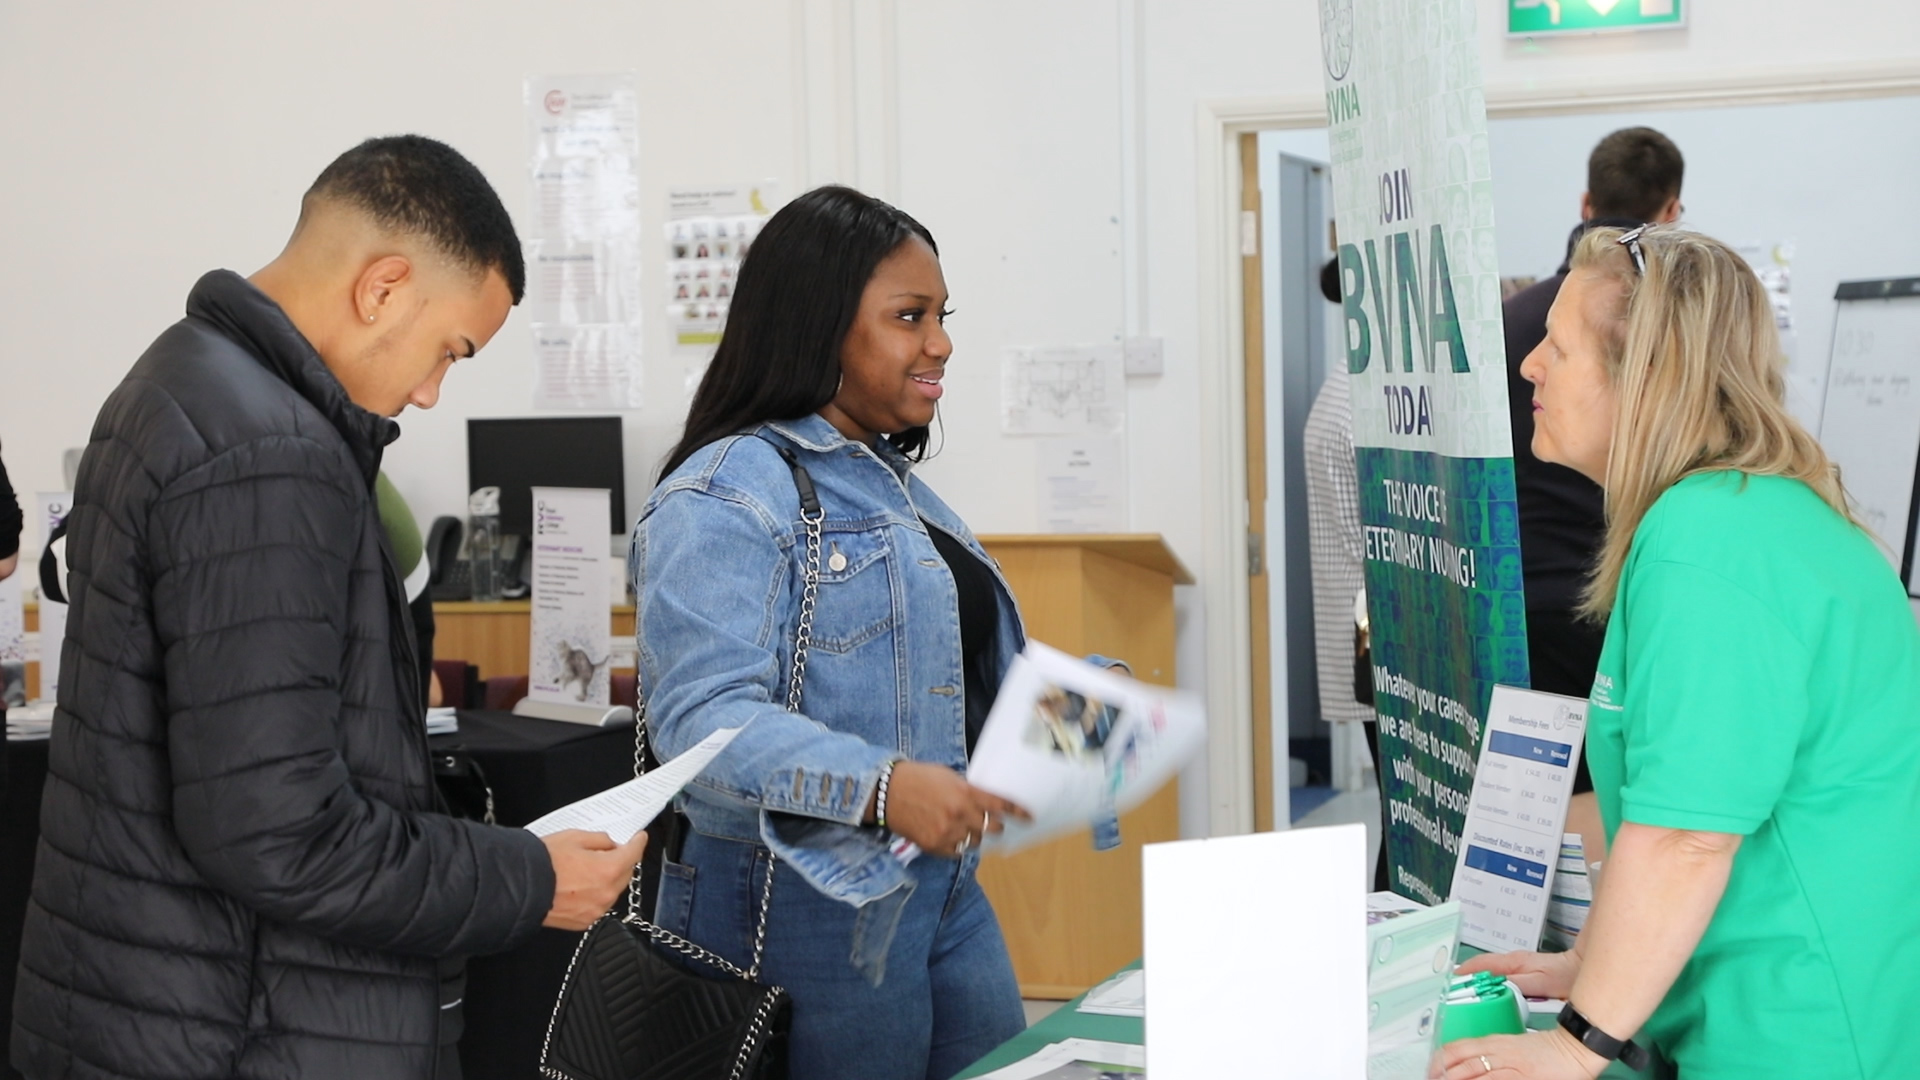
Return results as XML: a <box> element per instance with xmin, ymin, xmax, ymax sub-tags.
<box><xmin>1816</xmin><ymin>278</ymin><xmax>1920</xmax><ymax>593</ymax></box>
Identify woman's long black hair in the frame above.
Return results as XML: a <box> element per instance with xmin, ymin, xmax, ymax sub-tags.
<box><xmin>660</xmin><ymin>185</ymin><xmax>939</xmax><ymax>480</ymax></box>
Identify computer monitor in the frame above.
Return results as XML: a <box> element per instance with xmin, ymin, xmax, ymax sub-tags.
<box><xmin>466</xmin><ymin>417</ymin><xmax>626</xmax><ymax>537</ymax></box>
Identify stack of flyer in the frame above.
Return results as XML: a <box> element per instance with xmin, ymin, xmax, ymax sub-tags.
<box><xmin>1543</xmin><ymin>834</ymin><xmax>1593</xmax><ymax>951</ymax></box>
<box><xmin>6</xmin><ymin>701</ymin><xmax>54</xmax><ymax>741</ymax></box>
<box><xmin>968</xmin><ymin>642</ymin><xmax>1206</xmax><ymax>853</ymax></box>
<box><xmin>1366</xmin><ymin>892</ymin><xmax>1462</xmax><ymax>1080</ymax></box>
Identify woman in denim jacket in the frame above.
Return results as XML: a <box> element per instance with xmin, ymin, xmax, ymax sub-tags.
<box><xmin>630</xmin><ymin>186</ymin><xmax>1031</xmax><ymax>1080</ymax></box>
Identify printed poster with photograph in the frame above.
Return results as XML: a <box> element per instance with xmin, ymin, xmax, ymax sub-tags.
<box><xmin>666</xmin><ymin>183</ymin><xmax>779</xmax><ymax>384</ymax></box>
<box><xmin>527</xmin><ymin>486</ymin><xmax>613</xmax><ymax>708</ymax></box>
<box><xmin>967</xmin><ymin>642</ymin><xmax>1205</xmax><ymax>854</ymax></box>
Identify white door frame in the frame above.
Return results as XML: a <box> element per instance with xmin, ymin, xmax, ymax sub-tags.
<box><xmin>1193</xmin><ymin>60</ymin><xmax>1920</xmax><ymax>839</ymax></box>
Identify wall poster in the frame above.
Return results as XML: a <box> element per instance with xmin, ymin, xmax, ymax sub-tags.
<box><xmin>526</xmin><ymin>74</ymin><xmax>644</xmax><ymax>410</ymax></box>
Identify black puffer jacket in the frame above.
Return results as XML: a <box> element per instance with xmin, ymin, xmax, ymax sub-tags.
<box><xmin>11</xmin><ymin>271</ymin><xmax>556</xmax><ymax>1080</ymax></box>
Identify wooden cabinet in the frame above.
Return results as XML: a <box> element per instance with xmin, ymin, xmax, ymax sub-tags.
<box><xmin>432</xmin><ymin>601</ymin><xmax>635</xmax><ymax>681</ymax></box>
<box><xmin>974</xmin><ymin>534</ymin><xmax>1192</xmax><ymax>999</ymax></box>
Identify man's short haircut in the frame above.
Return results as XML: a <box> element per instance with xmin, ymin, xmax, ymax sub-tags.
<box><xmin>305</xmin><ymin>135</ymin><xmax>526</xmax><ymax>303</ymax></box>
<box><xmin>1586</xmin><ymin>127</ymin><xmax>1684</xmax><ymax>223</ymax></box>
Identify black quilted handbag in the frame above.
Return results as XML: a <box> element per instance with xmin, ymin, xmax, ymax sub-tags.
<box><xmin>540</xmin><ymin>443</ymin><xmax>829</xmax><ymax>1080</ymax></box>
<box><xmin>537</xmin><ymin>873</ymin><xmax>790</xmax><ymax>1080</ymax></box>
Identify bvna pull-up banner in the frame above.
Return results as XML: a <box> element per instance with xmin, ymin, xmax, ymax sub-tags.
<box><xmin>1317</xmin><ymin>0</ymin><xmax>1530</xmax><ymax>905</ymax></box>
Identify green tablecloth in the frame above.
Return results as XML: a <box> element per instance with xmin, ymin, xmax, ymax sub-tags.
<box><xmin>953</xmin><ymin>960</ymin><xmax>1662</xmax><ymax>1079</ymax></box>
<box><xmin>954</xmin><ymin>962</ymin><xmax>1143</xmax><ymax>1079</ymax></box>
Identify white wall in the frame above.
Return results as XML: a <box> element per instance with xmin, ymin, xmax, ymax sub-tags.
<box><xmin>0</xmin><ymin>1</ymin><xmax>803</xmax><ymax>543</ymax></box>
<box><xmin>5</xmin><ymin>0</ymin><xmax>1918</xmax><ymax>837</ymax></box>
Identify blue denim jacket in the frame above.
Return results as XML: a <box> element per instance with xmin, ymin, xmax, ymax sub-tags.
<box><xmin>628</xmin><ymin>415</ymin><xmax>1027</xmax><ymax>964</ymax></box>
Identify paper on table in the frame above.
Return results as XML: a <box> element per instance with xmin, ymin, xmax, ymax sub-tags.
<box><xmin>969</xmin><ymin>642</ymin><xmax>1205</xmax><ymax>853</ymax></box>
<box><xmin>425</xmin><ymin>707</ymin><xmax>459</xmax><ymax>736</ymax></box>
<box><xmin>1076</xmin><ymin>969</ymin><xmax>1145</xmax><ymax>1018</ymax></box>
<box><xmin>524</xmin><ymin>727</ymin><xmax>741</xmax><ymax>844</ymax></box>
<box><xmin>969</xmin><ymin>1038</ymin><xmax>1146</xmax><ymax>1080</ymax></box>
<box><xmin>1366</xmin><ymin>898</ymin><xmax>1460</xmax><ymax>1079</ymax></box>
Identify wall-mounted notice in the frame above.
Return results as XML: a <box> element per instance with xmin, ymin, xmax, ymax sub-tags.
<box><xmin>1449</xmin><ymin>685</ymin><xmax>1586</xmax><ymax>953</ymax></box>
<box><xmin>666</xmin><ymin>184</ymin><xmax>778</xmax><ymax>375</ymax></box>
<box><xmin>528</xmin><ymin>487</ymin><xmax>613</xmax><ymax>708</ymax></box>
<box><xmin>1319</xmin><ymin>0</ymin><xmax>1531</xmax><ymax>906</ymax></box>
<box><xmin>526</xmin><ymin>74</ymin><xmax>643</xmax><ymax>410</ymax></box>
<box><xmin>35</xmin><ymin>492</ymin><xmax>72</xmax><ymax>703</ymax></box>
<box><xmin>1001</xmin><ymin>345</ymin><xmax>1124</xmax><ymax>436</ymax></box>
<box><xmin>1036</xmin><ymin>436</ymin><xmax>1127</xmax><ymax>533</ymax></box>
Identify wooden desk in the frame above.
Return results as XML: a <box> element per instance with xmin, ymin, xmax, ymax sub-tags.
<box><xmin>23</xmin><ymin>601</ymin><xmax>38</xmax><ymax>701</ymax></box>
<box><xmin>974</xmin><ymin>534</ymin><xmax>1192</xmax><ymax>999</ymax></box>
<box><xmin>432</xmin><ymin>601</ymin><xmax>635</xmax><ymax>681</ymax></box>
<box><xmin>22</xmin><ymin>602</ymin><xmax>636</xmax><ymax>698</ymax></box>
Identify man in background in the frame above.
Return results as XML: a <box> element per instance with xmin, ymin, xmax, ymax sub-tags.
<box><xmin>1503</xmin><ymin>126</ymin><xmax>1684</xmax><ymax>861</ymax></box>
<box><xmin>1305</xmin><ymin>257</ymin><xmax>1385</xmax><ymax>886</ymax></box>
<box><xmin>13</xmin><ymin>136</ymin><xmax>643</xmax><ymax>1080</ymax></box>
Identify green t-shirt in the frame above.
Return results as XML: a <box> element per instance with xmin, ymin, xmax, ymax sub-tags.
<box><xmin>1587</xmin><ymin>471</ymin><xmax>1920</xmax><ymax>1078</ymax></box>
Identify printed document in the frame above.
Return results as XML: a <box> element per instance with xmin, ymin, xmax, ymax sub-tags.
<box><xmin>968</xmin><ymin>642</ymin><xmax>1205</xmax><ymax>853</ymax></box>
<box><xmin>1448</xmin><ymin>686</ymin><xmax>1587</xmax><ymax>952</ymax></box>
<box><xmin>524</xmin><ymin>727</ymin><xmax>740</xmax><ymax>844</ymax></box>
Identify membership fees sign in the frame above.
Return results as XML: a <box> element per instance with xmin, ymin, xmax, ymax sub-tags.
<box><xmin>1318</xmin><ymin>0</ymin><xmax>1531</xmax><ymax>905</ymax></box>
<box><xmin>1451</xmin><ymin>686</ymin><xmax>1587</xmax><ymax>952</ymax></box>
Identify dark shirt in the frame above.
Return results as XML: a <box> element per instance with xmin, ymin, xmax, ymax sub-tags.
<box><xmin>0</xmin><ymin>450</ymin><xmax>19</xmax><ymax>561</ymax></box>
<box><xmin>1504</xmin><ymin>217</ymin><xmax>1643</xmax><ymax>613</ymax></box>
<box><xmin>922</xmin><ymin>520</ymin><xmax>998</xmax><ymax>754</ymax></box>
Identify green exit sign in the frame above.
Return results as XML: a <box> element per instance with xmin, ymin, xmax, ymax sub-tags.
<box><xmin>1509</xmin><ymin>0</ymin><xmax>1685</xmax><ymax>35</ymax></box>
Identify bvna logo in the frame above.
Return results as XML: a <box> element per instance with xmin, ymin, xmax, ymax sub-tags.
<box><xmin>1321</xmin><ymin>0</ymin><xmax>1355</xmax><ymax>82</ymax></box>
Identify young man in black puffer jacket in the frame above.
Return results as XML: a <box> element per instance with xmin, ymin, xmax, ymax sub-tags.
<box><xmin>11</xmin><ymin>136</ymin><xmax>644</xmax><ymax>1080</ymax></box>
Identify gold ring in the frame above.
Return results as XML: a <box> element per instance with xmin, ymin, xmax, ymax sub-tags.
<box><xmin>1480</xmin><ymin>1055</ymin><xmax>1492</xmax><ymax>1075</ymax></box>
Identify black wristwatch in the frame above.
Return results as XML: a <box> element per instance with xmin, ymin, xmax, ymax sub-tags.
<box><xmin>1557</xmin><ymin>1003</ymin><xmax>1650</xmax><ymax>1071</ymax></box>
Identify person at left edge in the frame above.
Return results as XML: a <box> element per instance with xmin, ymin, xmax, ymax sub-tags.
<box><xmin>11</xmin><ymin>136</ymin><xmax>645</xmax><ymax>1080</ymax></box>
<box><xmin>632</xmin><ymin>185</ymin><xmax>1032</xmax><ymax>1080</ymax></box>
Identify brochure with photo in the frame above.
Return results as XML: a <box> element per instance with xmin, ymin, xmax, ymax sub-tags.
<box><xmin>968</xmin><ymin>642</ymin><xmax>1205</xmax><ymax>854</ymax></box>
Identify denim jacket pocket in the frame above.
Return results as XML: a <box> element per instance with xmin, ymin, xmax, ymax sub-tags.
<box><xmin>653</xmin><ymin>860</ymin><xmax>697</xmax><ymax>937</ymax></box>
<box><xmin>809</xmin><ymin>525</ymin><xmax>896</xmax><ymax>655</ymax></box>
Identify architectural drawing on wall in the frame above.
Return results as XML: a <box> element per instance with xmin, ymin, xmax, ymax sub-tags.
<box><xmin>1001</xmin><ymin>345</ymin><xmax>1126</xmax><ymax>435</ymax></box>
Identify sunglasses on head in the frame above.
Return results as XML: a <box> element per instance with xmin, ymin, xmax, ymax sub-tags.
<box><xmin>1616</xmin><ymin>223</ymin><xmax>1651</xmax><ymax>275</ymax></box>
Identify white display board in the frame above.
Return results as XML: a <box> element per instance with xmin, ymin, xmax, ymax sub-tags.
<box><xmin>35</xmin><ymin>492</ymin><xmax>72</xmax><ymax>703</ymax></box>
<box><xmin>1449</xmin><ymin>685</ymin><xmax>1587</xmax><ymax>954</ymax></box>
<box><xmin>527</xmin><ymin>487</ymin><xmax>613</xmax><ymax>707</ymax></box>
<box><xmin>1142</xmin><ymin>825</ymin><xmax>1366</xmax><ymax>1078</ymax></box>
<box><xmin>1816</xmin><ymin>278</ymin><xmax>1920</xmax><ymax>592</ymax></box>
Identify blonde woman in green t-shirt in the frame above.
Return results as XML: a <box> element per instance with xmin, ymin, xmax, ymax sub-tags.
<box><xmin>1444</xmin><ymin>226</ymin><xmax>1920</xmax><ymax>1080</ymax></box>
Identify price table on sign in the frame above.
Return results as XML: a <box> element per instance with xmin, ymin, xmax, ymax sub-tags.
<box><xmin>1449</xmin><ymin>686</ymin><xmax>1587</xmax><ymax>952</ymax></box>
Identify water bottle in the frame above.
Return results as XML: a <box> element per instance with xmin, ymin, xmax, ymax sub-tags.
<box><xmin>467</xmin><ymin>486</ymin><xmax>502</xmax><ymax>603</ymax></box>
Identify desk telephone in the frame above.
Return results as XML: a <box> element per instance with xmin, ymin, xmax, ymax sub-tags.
<box><xmin>427</xmin><ymin>516</ymin><xmax>530</xmax><ymax>601</ymax></box>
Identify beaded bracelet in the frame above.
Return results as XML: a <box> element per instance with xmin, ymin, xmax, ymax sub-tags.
<box><xmin>875</xmin><ymin>761</ymin><xmax>897</xmax><ymax>830</ymax></box>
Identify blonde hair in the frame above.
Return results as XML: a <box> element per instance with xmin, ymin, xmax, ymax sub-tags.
<box><xmin>1571</xmin><ymin>226</ymin><xmax>1853</xmax><ymax>618</ymax></box>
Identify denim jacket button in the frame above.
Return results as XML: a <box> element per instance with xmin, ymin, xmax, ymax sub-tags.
<box><xmin>930</xmin><ymin>685</ymin><xmax>956</xmax><ymax>696</ymax></box>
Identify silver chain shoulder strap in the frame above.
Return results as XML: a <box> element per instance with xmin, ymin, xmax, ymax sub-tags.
<box><xmin>619</xmin><ymin>436</ymin><xmax>824</xmax><ymax>985</ymax></box>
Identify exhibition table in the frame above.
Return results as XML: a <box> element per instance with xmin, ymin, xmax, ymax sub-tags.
<box><xmin>953</xmin><ymin>959</ymin><xmax>1664</xmax><ymax>1079</ymax></box>
<box><xmin>0</xmin><ymin>711</ymin><xmax>630</xmax><ymax>1080</ymax></box>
